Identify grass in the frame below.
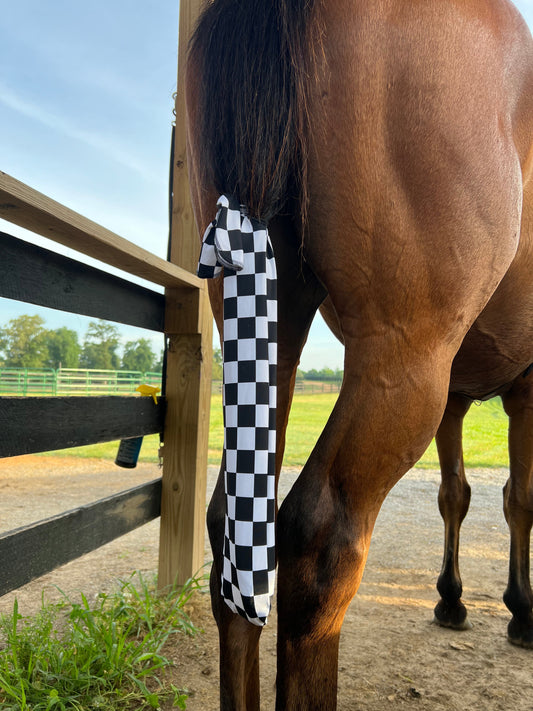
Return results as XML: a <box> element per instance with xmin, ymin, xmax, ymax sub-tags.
<box><xmin>418</xmin><ymin>397</ymin><xmax>508</xmax><ymax>468</ymax></box>
<box><xmin>0</xmin><ymin>572</ymin><xmax>205</xmax><ymax>711</ymax></box>
<box><xmin>284</xmin><ymin>394</ymin><xmax>509</xmax><ymax>469</ymax></box>
<box><xmin>40</xmin><ymin>392</ymin><xmax>510</xmax><ymax>470</ymax></box>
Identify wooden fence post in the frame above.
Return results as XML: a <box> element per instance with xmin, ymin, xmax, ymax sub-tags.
<box><xmin>158</xmin><ymin>0</ymin><xmax>213</xmax><ymax>589</ymax></box>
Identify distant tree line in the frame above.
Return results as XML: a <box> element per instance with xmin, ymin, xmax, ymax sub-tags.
<box><xmin>297</xmin><ymin>367</ymin><xmax>343</xmax><ymax>382</ymax></box>
<box><xmin>1</xmin><ymin>321</ymin><xmax>339</xmax><ymax>380</ymax></box>
<box><xmin>0</xmin><ymin>315</ymin><xmax>162</xmax><ymax>372</ymax></box>
<box><xmin>212</xmin><ymin>348</ymin><xmax>342</xmax><ymax>382</ymax></box>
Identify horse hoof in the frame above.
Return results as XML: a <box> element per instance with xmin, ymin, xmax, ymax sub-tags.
<box><xmin>433</xmin><ymin>600</ymin><xmax>472</xmax><ymax>630</ymax></box>
<box><xmin>508</xmin><ymin>635</ymin><xmax>533</xmax><ymax>649</ymax></box>
<box><xmin>507</xmin><ymin>619</ymin><xmax>533</xmax><ymax>649</ymax></box>
<box><xmin>432</xmin><ymin>615</ymin><xmax>473</xmax><ymax>631</ymax></box>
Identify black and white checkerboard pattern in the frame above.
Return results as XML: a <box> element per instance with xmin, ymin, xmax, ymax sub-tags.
<box><xmin>197</xmin><ymin>195</ymin><xmax>277</xmax><ymax>626</ymax></box>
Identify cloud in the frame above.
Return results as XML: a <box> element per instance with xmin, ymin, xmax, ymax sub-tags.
<box><xmin>0</xmin><ymin>82</ymin><xmax>161</xmax><ymax>183</ymax></box>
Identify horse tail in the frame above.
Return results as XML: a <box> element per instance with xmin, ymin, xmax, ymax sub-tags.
<box><xmin>188</xmin><ymin>0</ymin><xmax>319</xmax><ymax>225</ymax></box>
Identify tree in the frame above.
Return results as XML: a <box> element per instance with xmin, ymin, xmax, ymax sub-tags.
<box><xmin>304</xmin><ymin>368</ymin><xmax>320</xmax><ymax>381</ymax></box>
<box><xmin>0</xmin><ymin>315</ymin><xmax>49</xmax><ymax>368</ymax></box>
<box><xmin>320</xmin><ymin>367</ymin><xmax>336</xmax><ymax>381</ymax></box>
<box><xmin>45</xmin><ymin>327</ymin><xmax>81</xmax><ymax>369</ymax></box>
<box><xmin>80</xmin><ymin>320</ymin><xmax>120</xmax><ymax>369</ymax></box>
<box><xmin>122</xmin><ymin>338</ymin><xmax>156</xmax><ymax>372</ymax></box>
<box><xmin>302</xmin><ymin>366</ymin><xmax>343</xmax><ymax>382</ymax></box>
<box><xmin>154</xmin><ymin>350</ymin><xmax>164</xmax><ymax>372</ymax></box>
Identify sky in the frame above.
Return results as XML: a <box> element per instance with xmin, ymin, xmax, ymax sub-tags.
<box><xmin>1</xmin><ymin>0</ymin><xmax>532</xmax><ymax>371</ymax></box>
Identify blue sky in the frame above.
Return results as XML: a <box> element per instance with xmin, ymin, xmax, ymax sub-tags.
<box><xmin>1</xmin><ymin>0</ymin><xmax>532</xmax><ymax>370</ymax></box>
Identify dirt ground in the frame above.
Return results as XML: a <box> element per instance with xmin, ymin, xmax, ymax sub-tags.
<box><xmin>1</xmin><ymin>456</ymin><xmax>532</xmax><ymax>710</ymax></box>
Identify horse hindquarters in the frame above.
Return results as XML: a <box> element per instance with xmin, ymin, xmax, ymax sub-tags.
<box><xmin>274</xmin><ymin>3</ymin><xmax>529</xmax><ymax>706</ymax></box>
<box><xmin>186</xmin><ymin>0</ymin><xmax>533</xmax><ymax>707</ymax></box>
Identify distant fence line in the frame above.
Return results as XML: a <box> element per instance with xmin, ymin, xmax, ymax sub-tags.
<box><xmin>0</xmin><ymin>367</ymin><xmax>162</xmax><ymax>396</ymax></box>
<box><xmin>294</xmin><ymin>380</ymin><xmax>341</xmax><ymax>394</ymax></box>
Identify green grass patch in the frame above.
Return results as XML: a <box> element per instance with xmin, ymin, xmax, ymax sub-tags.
<box><xmin>282</xmin><ymin>393</ymin><xmax>509</xmax><ymax>469</ymax></box>
<box><xmin>40</xmin><ymin>393</ymin><xmax>509</xmax><ymax>469</ymax></box>
<box><xmin>418</xmin><ymin>397</ymin><xmax>508</xmax><ymax>468</ymax></box>
<box><xmin>0</xmin><ymin>572</ymin><xmax>205</xmax><ymax>711</ymax></box>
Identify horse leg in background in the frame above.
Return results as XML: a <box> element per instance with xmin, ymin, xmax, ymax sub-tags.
<box><xmin>501</xmin><ymin>368</ymin><xmax>533</xmax><ymax>648</ymax></box>
<box><xmin>433</xmin><ymin>393</ymin><xmax>473</xmax><ymax>630</ymax></box>
<box><xmin>499</xmin><ymin>181</ymin><xmax>533</xmax><ymax>649</ymax></box>
<box><xmin>204</xmin><ymin>216</ymin><xmax>326</xmax><ymax>710</ymax></box>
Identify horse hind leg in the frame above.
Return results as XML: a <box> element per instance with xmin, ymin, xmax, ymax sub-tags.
<box><xmin>433</xmin><ymin>393</ymin><xmax>473</xmax><ymax>630</ymax></box>
<box><xmin>275</xmin><ymin>338</ymin><xmax>457</xmax><ymax>710</ymax></box>
<box><xmin>501</xmin><ymin>370</ymin><xmax>533</xmax><ymax>649</ymax></box>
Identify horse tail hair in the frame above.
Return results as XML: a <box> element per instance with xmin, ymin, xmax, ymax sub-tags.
<box><xmin>189</xmin><ymin>0</ymin><xmax>319</xmax><ymax>226</ymax></box>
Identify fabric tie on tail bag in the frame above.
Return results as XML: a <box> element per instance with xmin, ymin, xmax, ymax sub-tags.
<box><xmin>197</xmin><ymin>194</ymin><xmax>277</xmax><ymax>626</ymax></box>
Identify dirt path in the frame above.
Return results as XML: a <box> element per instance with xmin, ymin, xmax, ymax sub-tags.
<box><xmin>1</xmin><ymin>457</ymin><xmax>531</xmax><ymax>710</ymax></box>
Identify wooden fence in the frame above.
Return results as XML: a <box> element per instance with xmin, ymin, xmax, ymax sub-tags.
<box><xmin>0</xmin><ymin>167</ymin><xmax>211</xmax><ymax>596</ymax></box>
<box><xmin>0</xmin><ymin>0</ymin><xmax>210</xmax><ymax>598</ymax></box>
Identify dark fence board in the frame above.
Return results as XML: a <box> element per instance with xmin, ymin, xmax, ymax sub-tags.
<box><xmin>0</xmin><ymin>396</ymin><xmax>166</xmax><ymax>457</ymax></box>
<box><xmin>0</xmin><ymin>231</ymin><xmax>165</xmax><ymax>331</ymax></box>
<box><xmin>0</xmin><ymin>479</ymin><xmax>162</xmax><ymax>596</ymax></box>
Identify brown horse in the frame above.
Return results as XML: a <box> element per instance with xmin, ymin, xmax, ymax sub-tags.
<box><xmin>185</xmin><ymin>0</ymin><xmax>533</xmax><ymax>709</ymax></box>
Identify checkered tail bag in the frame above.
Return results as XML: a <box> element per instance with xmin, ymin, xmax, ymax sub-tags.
<box><xmin>197</xmin><ymin>194</ymin><xmax>277</xmax><ymax>626</ymax></box>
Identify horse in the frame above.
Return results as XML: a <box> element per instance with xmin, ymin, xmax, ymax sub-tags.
<box><xmin>185</xmin><ymin>1</ymin><xmax>533</xmax><ymax>708</ymax></box>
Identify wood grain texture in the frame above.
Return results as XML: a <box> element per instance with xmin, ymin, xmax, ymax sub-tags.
<box><xmin>169</xmin><ymin>0</ymin><xmax>205</xmax><ymax>274</ymax></box>
<box><xmin>158</xmin><ymin>0</ymin><xmax>213</xmax><ymax>588</ymax></box>
<box><xmin>0</xmin><ymin>171</ymin><xmax>201</xmax><ymax>290</ymax></box>
<box><xmin>0</xmin><ymin>231</ymin><xmax>166</xmax><ymax>331</ymax></box>
<box><xmin>158</xmin><ymin>315</ymin><xmax>213</xmax><ymax>587</ymax></box>
<box><xmin>164</xmin><ymin>286</ymin><xmax>204</xmax><ymax>335</ymax></box>
<box><xmin>0</xmin><ymin>479</ymin><xmax>161</xmax><ymax>596</ymax></box>
<box><xmin>0</xmin><ymin>396</ymin><xmax>166</xmax><ymax>457</ymax></box>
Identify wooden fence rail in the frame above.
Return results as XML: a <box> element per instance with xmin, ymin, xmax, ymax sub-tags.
<box><xmin>0</xmin><ymin>480</ymin><xmax>162</xmax><ymax>597</ymax></box>
<box><xmin>0</xmin><ymin>229</ymin><xmax>167</xmax><ymax>329</ymax></box>
<box><xmin>0</xmin><ymin>396</ymin><xmax>165</xmax><ymax>458</ymax></box>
